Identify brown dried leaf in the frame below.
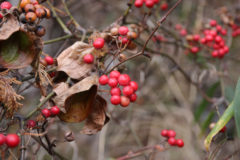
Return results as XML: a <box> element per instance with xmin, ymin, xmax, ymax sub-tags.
<box><xmin>57</xmin><ymin>41</ymin><xmax>94</xmax><ymax>80</ymax></box>
<box><xmin>0</xmin><ymin>13</ymin><xmax>20</xmax><ymax>40</ymax></box>
<box><xmin>80</xmin><ymin>95</ymin><xmax>109</xmax><ymax>135</ymax></box>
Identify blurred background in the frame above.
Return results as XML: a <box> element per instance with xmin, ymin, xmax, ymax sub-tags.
<box><xmin>11</xmin><ymin>0</ymin><xmax>240</xmax><ymax>159</ymax></box>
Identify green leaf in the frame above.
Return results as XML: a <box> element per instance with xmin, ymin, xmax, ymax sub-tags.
<box><xmin>204</xmin><ymin>103</ymin><xmax>234</xmax><ymax>151</ymax></box>
<box><xmin>224</xmin><ymin>86</ymin><xmax>235</xmax><ymax>102</ymax></box>
<box><xmin>233</xmin><ymin>78</ymin><xmax>240</xmax><ymax>137</ymax></box>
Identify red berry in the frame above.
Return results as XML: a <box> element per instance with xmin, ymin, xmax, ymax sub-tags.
<box><xmin>111</xmin><ymin>95</ymin><xmax>121</xmax><ymax>105</ymax></box>
<box><xmin>176</xmin><ymin>139</ymin><xmax>184</xmax><ymax>147</ymax></box>
<box><xmin>153</xmin><ymin>0</ymin><xmax>159</xmax><ymax>4</ymax></box>
<box><xmin>118</xmin><ymin>74</ymin><xmax>131</xmax><ymax>86</ymax></box>
<box><xmin>83</xmin><ymin>54</ymin><xmax>94</xmax><ymax>64</ymax></box>
<box><xmin>201</xmin><ymin>38</ymin><xmax>207</xmax><ymax>44</ymax></box>
<box><xmin>118</xmin><ymin>26</ymin><xmax>129</xmax><ymax>36</ymax></box>
<box><xmin>160</xmin><ymin>2</ymin><xmax>168</xmax><ymax>11</ymax></box>
<box><xmin>168</xmin><ymin>137</ymin><xmax>176</xmax><ymax>146</ymax></box>
<box><xmin>220</xmin><ymin>126</ymin><xmax>226</xmax><ymax>133</ymax></box>
<box><xmin>190</xmin><ymin>47</ymin><xmax>199</xmax><ymax>54</ymax></box>
<box><xmin>193</xmin><ymin>34</ymin><xmax>200</xmax><ymax>41</ymax></box>
<box><xmin>41</xmin><ymin>108</ymin><xmax>51</xmax><ymax>118</ymax></box>
<box><xmin>180</xmin><ymin>29</ymin><xmax>187</xmax><ymax>36</ymax></box>
<box><xmin>210</xmin><ymin>20</ymin><xmax>217</xmax><ymax>27</ymax></box>
<box><xmin>119</xmin><ymin>37</ymin><xmax>129</xmax><ymax>45</ymax></box>
<box><xmin>145</xmin><ymin>0</ymin><xmax>155</xmax><ymax>8</ymax></box>
<box><xmin>223</xmin><ymin>46</ymin><xmax>229</xmax><ymax>54</ymax></box>
<box><xmin>161</xmin><ymin>129</ymin><xmax>168</xmax><ymax>137</ymax></box>
<box><xmin>50</xmin><ymin>106</ymin><xmax>60</xmax><ymax>115</ymax></box>
<box><xmin>44</xmin><ymin>56</ymin><xmax>54</xmax><ymax>65</ymax></box>
<box><xmin>215</xmin><ymin>36</ymin><xmax>222</xmax><ymax>43</ymax></box>
<box><xmin>0</xmin><ymin>13</ymin><xmax>3</xmax><ymax>19</ymax></box>
<box><xmin>5</xmin><ymin>134</ymin><xmax>20</xmax><ymax>148</ymax></box>
<box><xmin>167</xmin><ymin>130</ymin><xmax>176</xmax><ymax>138</ymax></box>
<box><xmin>210</xmin><ymin>30</ymin><xmax>217</xmax><ymax>37</ymax></box>
<box><xmin>206</xmin><ymin>35</ymin><xmax>213</xmax><ymax>42</ymax></box>
<box><xmin>211</xmin><ymin>50</ymin><xmax>218</xmax><ymax>58</ymax></box>
<box><xmin>218</xmin><ymin>48</ymin><xmax>225</xmax><ymax>57</ymax></box>
<box><xmin>27</xmin><ymin>120</ymin><xmax>36</xmax><ymax>128</ymax></box>
<box><xmin>1</xmin><ymin>1</ymin><xmax>12</xmax><ymax>10</ymax></box>
<box><xmin>175</xmin><ymin>24</ymin><xmax>182</xmax><ymax>30</ymax></box>
<box><xmin>110</xmin><ymin>87</ymin><xmax>121</xmax><ymax>96</ymax></box>
<box><xmin>221</xmin><ymin>29</ymin><xmax>227</xmax><ymax>36</ymax></box>
<box><xmin>129</xmin><ymin>93</ymin><xmax>137</xmax><ymax>102</ymax></box>
<box><xmin>120</xmin><ymin>96</ymin><xmax>130</xmax><ymax>107</ymax></box>
<box><xmin>0</xmin><ymin>134</ymin><xmax>5</xmax><ymax>145</ymax></box>
<box><xmin>123</xmin><ymin>86</ymin><xmax>134</xmax><ymax>96</ymax></box>
<box><xmin>93</xmin><ymin>38</ymin><xmax>105</xmax><ymax>49</ymax></box>
<box><xmin>99</xmin><ymin>75</ymin><xmax>109</xmax><ymax>85</ymax></box>
<box><xmin>129</xmin><ymin>81</ymin><xmax>138</xmax><ymax>91</ymax></box>
<box><xmin>216</xmin><ymin>25</ymin><xmax>222</xmax><ymax>32</ymax></box>
<box><xmin>134</xmin><ymin>0</ymin><xmax>144</xmax><ymax>8</ymax></box>
<box><xmin>110</xmin><ymin>70</ymin><xmax>121</xmax><ymax>79</ymax></box>
<box><xmin>108</xmin><ymin>78</ymin><xmax>118</xmax><ymax>88</ymax></box>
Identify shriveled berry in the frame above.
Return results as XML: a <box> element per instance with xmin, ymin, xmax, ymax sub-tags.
<box><xmin>27</xmin><ymin>120</ymin><xmax>36</xmax><ymax>128</ymax></box>
<box><xmin>161</xmin><ymin>129</ymin><xmax>168</xmax><ymax>137</ymax></box>
<box><xmin>110</xmin><ymin>27</ymin><xmax>118</xmax><ymax>36</ymax></box>
<box><xmin>108</xmin><ymin>78</ymin><xmax>118</xmax><ymax>88</ymax></box>
<box><xmin>118</xmin><ymin>74</ymin><xmax>131</xmax><ymax>86</ymax></box>
<box><xmin>127</xmin><ymin>31</ymin><xmax>138</xmax><ymax>39</ymax></box>
<box><xmin>118</xmin><ymin>26</ymin><xmax>129</xmax><ymax>36</ymax></box>
<box><xmin>93</xmin><ymin>38</ymin><xmax>105</xmax><ymax>49</ymax></box>
<box><xmin>83</xmin><ymin>54</ymin><xmax>94</xmax><ymax>64</ymax></box>
<box><xmin>35</xmin><ymin>25</ymin><xmax>46</xmax><ymax>37</ymax></box>
<box><xmin>41</xmin><ymin>108</ymin><xmax>51</xmax><ymax>118</ymax></box>
<box><xmin>110</xmin><ymin>87</ymin><xmax>121</xmax><ymax>96</ymax></box>
<box><xmin>35</xmin><ymin>8</ymin><xmax>46</xmax><ymax>18</ymax></box>
<box><xmin>5</xmin><ymin>134</ymin><xmax>20</xmax><ymax>148</ymax></box>
<box><xmin>99</xmin><ymin>75</ymin><xmax>109</xmax><ymax>85</ymax></box>
<box><xmin>111</xmin><ymin>95</ymin><xmax>121</xmax><ymax>105</ymax></box>
<box><xmin>110</xmin><ymin>70</ymin><xmax>121</xmax><ymax>79</ymax></box>
<box><xmin>123</xmin><ymin>86</ymin><xmax>134</xmax><ymax>96</ymax></box>
<box><xmin>44</xmin><ymin>56</ymin><xmax>54</xmax><ymax>65</ymax></box>
<box><xmin>1</xmin><ymin>1</ymin><xmax>12</xmax><ymax>10</ymax></box>
<box><xmin>0</xmin><ymin>134</ymin><xmax>5</xmax><ymax>145</ymax></box>
<box><xmin>44</xmin><ymin>8</ymin><xmax>51</xmax><ymax>19</ymax></box>
<box><xmin>25</xmin><ymin>12</ymin><xmax>37</xmax><ymax>22</ymax></box>
<box><xmin>167</xmin><ymin>130</ymin><xmax>176</xmax><ymax>138</ymax></box>
<box><xmin>129</xmin><ymin>93</ymin><xmax>137</xmax><ymax>102</ymax></box>
<box><xmin>50</xmin><ymin>106</ymin><xmax>60</xmax><ymax>115</ymax></box>
<box><xmin>176</xmin><ymin>139</ymin><xmax>184</xmax><ymax>147</ymax></box>
<box><xmin>120</xmin><ymin>96</ymin><xmax>130</xmax><ymax>107</ymax></box>
<box><xmin>168</xmin><ymin>137</ymin><xmax>176</xmax><ymax>146</ymax></box>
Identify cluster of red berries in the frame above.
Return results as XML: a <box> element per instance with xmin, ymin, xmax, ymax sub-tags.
<box><xmin>41</xmin><ymin>106</ymin><xmax>60</xmax><ymax>118</ymax></box>
<box><xmin>0</xmin><ymin>133</ymin><xmax>20</xmax><ymax>148</ymax></box>
<box><xmin>134</xmin><ymin>0</ymin><xmax>168</xmax><ymax>10</ymax></box>
<box><xmin>99</xmin><ymin>71</ymin><xmax>138</xmax><ymax>107</ymax></box>
<box><xmin>19</xmin><ymin>0</ymin><xmax>51</xmax><ymax>36</ymax></box>
<box><xmin>152</xmin><ymin>34</ymin><xmax>165</xmax><ymax>43</ymax></box>
<box><xmin>175</xmin><ymin>24</ymin><xmax>187</xmax><ymax>36</ymax></box>
<box><xmin>231</xmin><ymin>24</ymin><xmax>240</xmax><ymax>37</ymax></box>
<box><xmin>161</xmin><ymin>129</ymin><xmax>184</xmax><ymax>147</ymax></box>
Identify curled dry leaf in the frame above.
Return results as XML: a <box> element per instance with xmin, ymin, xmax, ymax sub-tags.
<box><xmin>57</xmin><ymin>41</ymin><xmax>95</xmax><ymax>80</ymax></box>
<box><xmin>0</xmin><ymin>13</ymin><xmax>42</xmax><ymax>69</ymax></box>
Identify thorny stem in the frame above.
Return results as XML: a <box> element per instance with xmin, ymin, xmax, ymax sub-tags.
<box><xmin>26</xmin><ymin>91</ymin><xmax>56</xmax><ymax>119</ymax></box>
<box><xmin>106</xmin><ymin>0</ymin><xmax>183</xmax><ymax>74</ymax></box>
<box><xmin>44</xmin><ymin>35</ymin><xmax>73</xmax><ymax>45</ymax></box>
<box><xmin>47</xmin><ymin>0</ymin><xmax>72</xmax><ymax>35</ymax></box>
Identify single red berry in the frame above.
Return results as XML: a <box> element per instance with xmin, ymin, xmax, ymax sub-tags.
<box><xmin>123</xmin><ymin>86</ymin><xmax>134</xmax><ymax>96</ymax></box>
<box><xmin>175</xmin><ymin>24</ymin><xmax>182</xmax><ymax>30</ymax></box>
<box><xmin>44</xmin><ymin>56</ymin><xmax>54</xmax><ymax>65</ymax></box>
<box><xmin>0</xmin><ymin>13</ymin><xmax>3</xmax><ymax>19</ymax></box>
<box><xmin>110</xmin><ymin>70</ymin><xmax>121</xmax><ymax>79</ymax></box>
<box><xmin>211</xmin><ymin>50</ymin><xmax>219</xmax><ymax>58</ymax></box>
<box><xmin>0</xmin><ymin>134</ymin><xmax>5</xmax><ymax>145</ymax></box>
<box><xmin>167</xmin><ymin>130</ymin><xmax>176</xmax><ymax>138</ymax></box>
<box><xmin>221</xmin><ymin>29</ymin><xmax>227</xmax><ymax>36</ymax></box>
<box><xmin>223</xmin><ymin>46</ymin><xmax>229</xmax><ymax>54</ymax></box>
<box><xmin>205</xmin><ymin>35</ymin><xmax>213</xmax><ymax>42</ymax></box>
<box><xmin>110</xmin><ymin>87</ymin><xmax>121</xmax><ymax>96</ymax></box>
<box><xmin>129</xmin><ymin>81</ymin><xmax>138</xmax><ymax>91</ymax></box>
<box><xmin>215</xmin><ymin>36</ymin><xmax>222</xmax><ymax>43</ymax></box>
<box><xmin>220</xmin><ymin>126</ymin><xmax>226</xmax><ymax>133</ymax></box>
<box><xmin>210</xmin><ymin>20</ymin><xmax>217</xmax><ymax>27</ymax></box>
<box><xmin>41</xmin><ymin>108</ymin><xmax>51</xmax><ymax>118</ymax></box>
<box><xmin>193</xmin><ymin>34</ymin><xmax>200</xmax><ymax>41</ymax></box>
<box><xmin>93</xmin><ymin>38</ymin><xmax>105</xmax><ymax>49</ymax></box>
<box><xmin>134</xmin><ymin>0</ymin><xmax>144</xmax><ymax>8</ymax></box>
<box><xmin>119</xmin><ymin>37</ymin><xmax>129</xmax><ymax>45</ymax></box>
<box><xmin>50</xmin><ymin>106</ymin><xmax>60</xmax><ymax>116</ymax></box>
<box><xmin>1</xmin><ymin>1</ymin><xmax>12</xmax><ymax>10</ymax></box>
<box><xmin>180</xmin><ymin>29</ymin><xmax>187</xmax><ymax>36</ymax></box>
<box><xmin>161</xmin><ymin>129</ymin><xmax>168</xmax><ymax>137</ymax></box>
<box><xmin>129</xmin><ymin>93</ymin><xmax>137</xmax><ymax>102</ymax></box>
<box><xmin>108</xmin><ymin>78</ymin><xmax>118</xmax><ymax>88</ymax></box>
<box><xmin>27</xmin><ymin>120</ymin><xmax>36</xmax><ymax>128</ymax></box>
<box><xmin>168</xmin><ymin>137</ymin><xmax>176</xmax><ymax>146</ymax></box>
<box><xmin>145</xmin><ymin>0</ymin><xmax>155</xmax><ymax>8</ymax></box>
<box><xmin>111</xmin><ymin>95</ymin><xmax>121</xmax><ymax>105</ymax></box>
<box><xmin>118</xmin><ymin>26</ymin><xmax>129</xmax><ymax>36</ymax></box>
<box><xmin>118</xmin><ymin>74</ymin><xmax>131</xmax><ymax>86</ymax></box>
<box><xmin>201</xmin><ymin>38</ymin><xmax>207</xmax><ymax>44</ymax></box>
<box><xmin>218</xmin><ymin>48</ymin><xmax>225</xmax><ymax>57</ymax></box>
<box><xmin>160</xmin><ymin>2</ymin><xmax>168</xmax><ymax>11</ymax></box>
<box><xmin>83</xmin><ymin>54</ymin><xmax>94</xmax><ymax>64</ymax></box>
<box><xmin>216</xmin><ymin>25</ymin><xmax>222</xmax><ymax>32</ymax></box>
<box><xmin>190</xmin><ymin>47</ymin><xmax>199</xmax><ymax>54</ymax></box>
<box><xmin>153</xmin><ymin>0</ymin><xmax>159</xmax><ymax>4</ymax></box>
<box><xmin>176</xmin><ymin>139</ymin><xmax>184</xmax><ymax>147</ymax></box>
<box><xmin>5</xmin><ymin>134</ymin><xmax>20</xmax><ymax>148</ymax></box>
<box><xmin>99</xmin><ymin>75</ymin><xmax>109</xmax><ymax>85</ymax></box>
<box><xmin>120</xmin><ymin>96</ymin><xmax>130</xmax><ymax>107</ymax></box>
<box><xmin>210</xmin><ymin>30</ymin><xmax>217</xmax><ymax>37</ymax></box>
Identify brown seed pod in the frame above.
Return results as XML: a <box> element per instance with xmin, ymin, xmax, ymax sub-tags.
<box><xmin>35</xmin><ymin>8</ymin><xmax>46</xmax><ymax>18</ymax></box>
<box><xmin>25</xmin><ymin>12</ymin><xmax>37</xmax><ymax>22</ymax></box>
<box><xmin>24</xmin><ymin>3</ymin><xmax>35</xmax><ymax>12</ymax></box>
<box><xmin>35</xmin><ymin>25</ymin><xmax>46</xmax><ymax>37</ymax></box>
<box><xmin>118</xmin><ymin>53</ymin><xmax>127</xmax><ymax>62</ymax></box>
<box><xmin>110</xmin><ymin>27</ymin><xmax>118</xmax><ymax>36</ymax></box>
<box><xmin>20</xmin><ymin>0</ymin><xmax>31</xmax><ymax>9</ymax></box>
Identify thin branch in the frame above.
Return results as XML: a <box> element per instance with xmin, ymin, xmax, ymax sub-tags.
<box><xmin>44</xmin><ymin>35</ymin><xmax>73</xmax><ymax>45</ymax></box>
